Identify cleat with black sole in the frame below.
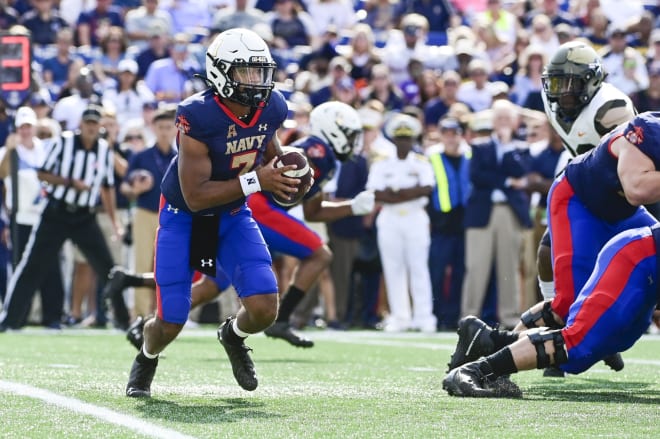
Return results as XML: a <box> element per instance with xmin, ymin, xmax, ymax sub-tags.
<box><xmin>264</xmin><ymin>321</ymin><xmax>314</xmax><ymax>348</ymax></box>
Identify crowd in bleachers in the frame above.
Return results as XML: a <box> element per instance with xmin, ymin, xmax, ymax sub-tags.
<box><xmin>1</xmin><ymin>0</ymin><xmax>660</xmax><ymax>333</ymax></box>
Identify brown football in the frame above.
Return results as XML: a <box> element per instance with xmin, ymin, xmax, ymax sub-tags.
<box><xmin>272</xmin><ymin>146</ymin><xmax>313</xmax><ymax>207</ymax></box>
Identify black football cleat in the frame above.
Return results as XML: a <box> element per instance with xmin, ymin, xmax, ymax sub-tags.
<box><xmin>447</xmin><ymin>316</ymin><xmax>496</xmax><ymax>372</ymax></box>
<box><xmin>442</xmin><ymin>360</ymin><xmax>522</xmax><ymax>399</ymax></box>
<box><xmin>603</xmin><ymin>353</ymin><xmax>624</xmax><ymax>372</ymax></box>
<box><xmin>264</xmin><ymin>321</ymin><xmax>314</xmax><ymax>348</ymax></box>
<box><xmin>103</xmin><ymin>266</ymin><xmax>129</xmax><ymax>301</ymax></box>
<box><xmin>542</xmin><ymin>366</ymin><xmax>566</xmax><ymax>378</ymax></box>
<box><xmin>126</xmin><ymin>355</ymin><xmax>158</xmax><ymax>398</ymax></box>
<box><xmin>217</xmin><ymin>318</ymin><xmax>258</xmax><ymax>391</ymax></box>
<box><xmin>126</xmin><ymin>316</ymin><xmax>146</xmax><ymax>351</ymax></box>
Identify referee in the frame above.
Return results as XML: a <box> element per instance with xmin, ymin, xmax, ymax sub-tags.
<box><xmin>0</xmin><ymin>104</ymin><xmax>130</xmax><ymax>331</ymax></box>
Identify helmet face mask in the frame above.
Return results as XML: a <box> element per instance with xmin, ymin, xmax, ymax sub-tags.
<box><xmin>309</xmin><ymin>102</ymin><xmax>363</xmax><ymax>162</ymax></box>
<box><xmin>206</xmin><ymin>29</ymin><xmax>277</xmax><ymax>108</ymax></box>
<box><xmin>541</xmin><ymin>42</ymin><xmax>604</xmax><ymax>119</ymax></box>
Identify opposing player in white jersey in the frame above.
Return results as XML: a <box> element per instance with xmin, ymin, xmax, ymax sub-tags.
<box><xmin>537</xmin><ymin>41</ymin><xmax>636</xmax><ymax>303</ymax></box>
<box><xmin>446</xmin><ymin>41</ymin><xmax>637</xmax><ymax>378</ymax></box>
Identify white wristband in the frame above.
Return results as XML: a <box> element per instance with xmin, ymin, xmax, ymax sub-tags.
<box><xmin>239</xmin><ymin>171</ymin><xmax>261</xmax><ymax>196</ymax></box>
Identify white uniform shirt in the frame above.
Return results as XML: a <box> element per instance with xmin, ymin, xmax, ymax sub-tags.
<box><xmin>366</xmin><ymin>150</ymin><xmax>435</xmax><ymax>213</ymax></box>
<box><xmin>0</xmin><ymin>138</ymin><xmax>49</xmax><ymax>226</ymax></box>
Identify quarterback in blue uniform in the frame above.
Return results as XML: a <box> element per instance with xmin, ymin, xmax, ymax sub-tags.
<box><xmin>114</xmin><ymin>103</ymin><xmax>373</xmax><ymax>352</ymax></box>
<box><xmin>125</xmin><ymin>28</ymin><xmax>303</xmax><ymax>397</ymax></box>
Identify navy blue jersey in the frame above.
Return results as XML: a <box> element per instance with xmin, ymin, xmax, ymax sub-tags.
<box><xmin>161</xmin><ymin>88</ymin><xmax>288</xmax><ymax>215</ymax></box>
<box><xmin>565</xmin><ymin>112</ymin><xmax>660</xmax><ymax>223</ymax></box>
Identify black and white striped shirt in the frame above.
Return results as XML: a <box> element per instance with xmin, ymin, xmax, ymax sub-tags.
<box><xmin>40</xmin><ymin>132</ymin><xmax>115</xmax><ymax>208</ymax></box>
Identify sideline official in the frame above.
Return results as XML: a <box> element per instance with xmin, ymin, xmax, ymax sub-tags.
<box><xmin>0</xmin><ymin>105</ymin><xmax>129</xmax><ymax>331</ymax></box>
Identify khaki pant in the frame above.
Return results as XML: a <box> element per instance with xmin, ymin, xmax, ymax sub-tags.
<box><xmin>461</xmin><ymin>205</ymin><xmax>523</xmax><ymax>328</ymax></box>
<box><xmin>132</xmin><ymin>208</ymin><xmax>159</xmax><ymax>317</ymax></box>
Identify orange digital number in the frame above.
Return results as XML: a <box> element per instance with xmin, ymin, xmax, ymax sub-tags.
<box><xmin>0</xmin><ymin>34</ymin><xmax>31</xmax><ymax>92</ymax></box>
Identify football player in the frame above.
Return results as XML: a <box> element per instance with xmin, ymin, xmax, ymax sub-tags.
<box><xmin>486</xmin><ymin>41</ymin><xmax>636</xmax><ymax>376</ymax></box>
<box><xmin>444</xmin><ymin>112</ymin><xmax>660</xmax><ymax>396</ymax></box>
<box><xmin>115</xmin><ymin>101</ymin><xmax>375</xmax><ymax>352</ymax></box>
<box><xmin>125</xmin><ymin>28</ymin><xmax>301</xmax><ymax>398</ymax></box>
<box><xmin>444</xmin><ymin>111</ymin><xmax>660</xmax><ymax>397</ymax></box>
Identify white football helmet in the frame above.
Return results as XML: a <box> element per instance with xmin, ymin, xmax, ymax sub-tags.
<box><xmin>309</xmin><ymin>102</ymin><xmax>363</xmax><ymax>161</ymax></box>
<box><xmin>205</xmin><ymin>28</ymin><xmax>277</xmax><ymax>108</ymax></box>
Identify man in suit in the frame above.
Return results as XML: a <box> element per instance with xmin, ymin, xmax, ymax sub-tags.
<box><xmin>461</xmin><ymin>100</ymin><xmax>532</xmax><ymax>329</ymax></box>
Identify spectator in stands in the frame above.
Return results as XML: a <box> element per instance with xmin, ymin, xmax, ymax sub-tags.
<box><xmin>124</xmin><ymin>0</ymin><xmax>174</xmax><ymax>50</ymax></box>
<box><xmin>511</xmin><ymin>44</ymin><xmax>546</xmax><ymax>111</ymax></box>
<box><xmin>581</xmin><ymin>6</ymin><xmax>610</xmax><ymax>51</ymax></box>
<box><xmin>630</xmin><ymin>60</ymin><xmax>660</xmax><ymax>112</ymax></box>
<box><xmin>476</xmin><ymin>0</ymin><xmax>518</xmax><ymax>53</ymax></box>
<box><xmin>457</xmin><ymin>59</ymin><xmax>496</xmax><ymax>112</ymax></box>
<box><xmin>473</xmin><ymin>17</ymin><xmax>511</xmax><ymax>79</ymax></box>
<box><xmin>345</xmin><ymin>23</ymin><xmax>381</xmax><ymax>90</ymax></box>
<box><xmin>626</xmin><ymin>10</ymin><xmax>654</xmax><ymax>52</ymax></box>
<box><xmin>93</xmin><ymin>26</ymin><xmax>129</xmax><ymax>86</ymax></box>
<box><xmin>381</xmin><ymin>13</ymin><xmax>432</xmax><ymax>85</ymax></box>
<box><xmin>118</xmin><ymin>119</ymin><xmax>149</xmax><ymax>157</ymax></box>
<box><xmin>646</xmin><ymin>29</ymin><xmax>660</xmax><ymax>65</ymax></box>
<box><xmin>424</xmin><ymin>70</ymin><xmax>461</xmax><ymax>131</ymax></box>
<box><xmin>52</xmin><ymin>65</ymin><xmax>100</xmax><ymax>131</ymax></box>
<box><xmin>395</xmin><ymin>0</ymin><xmax>456</xmax><ymax>43</ymax></box>
<box><xmin>601</xmin><ymin>25</ymin><xmax>649</xmax><ymax>96</ymax></box>
<box><xmin>103</xmin><ymin>59</ymin><xmax>155</xmax><ymax>126</ymax></box>
<box><xmin>361</xmin><ymin>63</ymin><xmax>405</xmax><ymax>112</ymax></box>
<box><xmin>361</xmin><ymin>0</ymin><xmax>401</xmax><ymax>44</ymax></box>
<box><xmin>76</xmin><ymin>0</ymin><xmax>124</xmax><ymax>47</ymax></box>
<box><xmin>19</xmin><ymin>0</ymin><xmax>69</xmax><ymax>46</ymax></box>
<box><xmin>267</xmin><ymin>0</ymin><xmax>317</xmax><ymax>59</ymax></box>
<box><xmin>212</xmin><ymin>0</ymin><xmax>266</xmax><ymax>33</ymax></box>
<box><xmin>398</xmin><ymin>58</ymin><xmax>425</xmax><ymax>105</ymax></box>
<box><xmin>41</xmin><ymin>27</ymin><xmax>79</xmax><ymax>99</ymax></box>
<box><xmin>307</xmin><ymin>0</ymin><xmax>357</xmax><ymax>38</ymax></box>
<box><xmin>310</xmin><ymin>55</ymin><xmax>352</xmax><ymax>106</ymax></box>
<box><xmin>529</xmin><ymin>14</ymin><xmax>559</xmax><ymax>60</ymax></box>
<box><xmin>144</xmin><ymin>33</ymin><xmax>198</xmax><ymax>104</ymax></box>
<box><xmin>164</xmin><ymin>0</ymin><xmax>212</xmax><ymax>35</ymax></box>
<box><xmin>524</xmin><ymin>0</ymin><xmax>576</xmax><ymax>27</ymax></box>
<box><xmin>553</xmin><ymin>22</ymin><xmax>576</xmax><ymax>46</ymax></box>
<box><xmin>417</xmin><ymin>69</ymin><xmax>442</xmax><ymax>109</ymax></box>
<box><xmin>134</xmin><ymin>22</ymin><xmax>170</xmax><ymax>79</ymax></box>
<box><xmin>30</xmin><ymin>92</ymin><xmax>53</xmax><ymax>120</ymax></box>
<box><xmin>461</xmin><ymin>100</ymin><xmax>531</xmax><ymax>329</ymax></box>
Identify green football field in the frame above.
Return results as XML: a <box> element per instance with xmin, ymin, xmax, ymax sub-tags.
<box><xmin>1</xmin><ymin>327</ymin><xmax>658</xmax><ymax>438</ymax></box>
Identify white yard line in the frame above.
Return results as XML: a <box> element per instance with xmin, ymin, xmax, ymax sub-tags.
<box><xmin>0</xmin><ymin>381</ymin><xmax>197</xmax><ymax>439</ymax></box>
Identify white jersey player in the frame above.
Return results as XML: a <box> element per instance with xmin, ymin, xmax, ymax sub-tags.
<box><xmin>521</xmin><ymin>41</ymin><xmax>635</xmax><ymax>376</ymax></box>
<box><xmin>537</xmin><ymin>41</ymin><xmax>636</xmax><ymax>291</ymax></box>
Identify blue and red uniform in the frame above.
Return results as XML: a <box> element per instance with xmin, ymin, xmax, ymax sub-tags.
<box><xmin>548</xmin><ymin>112</ymin><xmax>660</xmax><ymax>320</ymax></box>
<box><xmin>155</xmin><ymin>88</ymin><xmax>287</xmax><ymax>324</ymax></box>
<box><xmin>245</xmin><ymin>135</ymin><xmax>338</xmax><ymax>263</ymax></box>
<box><xmin>561</xmin><ymin>225</ymin><xmax>660</xmax><ymax>374</ymax></box>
